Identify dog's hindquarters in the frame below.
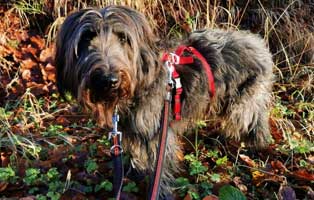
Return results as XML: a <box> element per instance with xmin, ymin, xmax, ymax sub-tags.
<box><xmin>184</xmin><ymin>29</ymin><xmax>274</xmax><ymax>148</ymax></box>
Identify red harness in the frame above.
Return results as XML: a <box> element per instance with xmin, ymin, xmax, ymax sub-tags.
<box><xmin>161</xmin><ymin>45</ymin><xmax>216</xmax><ymax>120</ymax></box>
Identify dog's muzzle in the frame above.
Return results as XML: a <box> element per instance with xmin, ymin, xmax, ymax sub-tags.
<box><xmin>103</xmin><ymin>73</ymin><xmax>120</xmax><ymax>89</ymax></box>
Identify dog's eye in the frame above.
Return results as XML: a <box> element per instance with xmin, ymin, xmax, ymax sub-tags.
<box><xmin>117</xmin><ymin>32</ymin><xmax>129</xmax><ymax>44</ymax></box>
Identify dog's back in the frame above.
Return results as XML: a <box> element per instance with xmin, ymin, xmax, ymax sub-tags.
<box><xmin>178</xmin><ymin>29</ymin><xmax>274</xmax><ymax>148</ymax></box>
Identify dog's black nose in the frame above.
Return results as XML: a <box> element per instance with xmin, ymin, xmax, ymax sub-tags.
<box><xmin>89</xmin><ymin>69</ymin><xmax>120</xmax><ymax>92</ymax></box>
<box><xmin>108</xmin><ymin>74</ymin><xmax>119</xmax><ymax>88</ymax></box>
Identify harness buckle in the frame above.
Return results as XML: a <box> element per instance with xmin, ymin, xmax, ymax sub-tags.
<box><xmin>169</xmin><ymin>53</ymin><xmax>180</xmax><ymax>64</ymax></box>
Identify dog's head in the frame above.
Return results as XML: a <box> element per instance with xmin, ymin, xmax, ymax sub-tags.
<box><xmin>55</xmin><ymin>6</ymin><xmax>160</xmax><ymax>126</ymax></box>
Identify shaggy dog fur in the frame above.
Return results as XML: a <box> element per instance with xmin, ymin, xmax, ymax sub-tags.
<box><xmin>55</xmin><ymin>5</ymin><xmax>273</xmax><ymax>197</ymax></box>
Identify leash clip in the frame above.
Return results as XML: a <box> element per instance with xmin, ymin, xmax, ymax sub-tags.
<box><xmin>108</xmin><ymin>106</ymin><xmax>123</xmax><ymax>154</ymax></box>
<box><xmin>164</xmin><ymin>61</ymin><xmax>174</xmax><ymax>88</ymax></box>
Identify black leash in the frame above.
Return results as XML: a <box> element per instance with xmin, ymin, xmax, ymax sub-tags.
<box><xmin>109</xmin><ymin>107</ymin><xmax>124</xmax><ymax>199</ymax></box>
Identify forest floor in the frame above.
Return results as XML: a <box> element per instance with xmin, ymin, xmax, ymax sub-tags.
<box><xmin>0</xmin><ymin>1</ymin><xmax>314</xmax><ymax>200</ymax></box>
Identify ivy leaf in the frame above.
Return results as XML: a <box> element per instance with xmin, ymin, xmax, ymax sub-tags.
<box><xmin>122</xmin><ymin>182</ymin><xmax>139</xmax><ymax>193</ymax></box>
<box><xmin>95</xmin><ymin>180</ymin><xmax>113</xmax><ymax>192</ymax></box>
<box><xmin>219</xmin><ymin>185</ymin><xmax>246</xmax><ymax>200</ymax></box>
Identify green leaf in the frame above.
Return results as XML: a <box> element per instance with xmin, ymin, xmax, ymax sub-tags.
<box><xmin>184</xmin><ymin>154</ymin><xmax>196</xmax><ymax>162</ymax></box>
<box><xmin>23</xmin><ymin>168</ymin><xmax>41</xmax><ymax>185</ymax></box>
<box><xmin>36</xmin><ymin>194</ymin><xmax>47</xmax><ymax>200</ymax></box>
<box><xmin>175</xmin><ymin>177</ymin><xmax>190</xmax><ymax>187</ymax></box>
<box><xmin>48</xmin><ymin>181</ymin><xmax>63</xmax><ymax>192</ymax></box>
<box><xmin>199</xmin><ymin>182</ymin><xmax>213</xmax><ymax>197</ymax></box>
<box><xmin>84</xmin><ymin>159</ymin><xmax>98</xmax><ymax>174</ymax></box>
<box><xmin>123</xmin><ymin>182</ymin><xmax>139</xmax><ymax>193</ymax></box>
<box><xmin>216</xmin><ymin>156</ymin><xmax>228</xmax><ymax>166</ymax></box>
<box><xmin>219</xmin><ymin>185</ymin><xmax>246</xmax><ymax>200</ymax></box>
<box><xmin>206</xmin><ymin>150</ymin><xmax>219</xmax><ymax>158</ymax></box>
<box><xmin>0</xmin><ymin>167</ymin><xmax>16</xmax><ymax>182</ymax></box>
<box><xmin>210</xmin><ymin>173</ymin><xmax>221</xmax><ymax>182</ymax></box>
<box><xmin>47</xmin><ymin>191</ymin><xmax>61</xmax><ymax>200</ymax></box>
<box><xmin>46</xmin><ymin>168</ymin><xmax>60</xmax><ymax>181</ymax></box>
<box><xmin>188</xmin><ymin>191</ymin><xmax>200</xmax><ymax>200</ymax></box>
<box><xmin>189</xmin><ymin>160</ymin><xmax>208</xmax><ymax>175</ymax></box>
<box><xmin>175</xmin><ymin>177</ymin><xmax>190</xmax><ymax>197</ymax></box>
<box><xmin>299</xmin><ymin>159</ymin><xmax>308</xmax><ymax>167</ymax></box>
<box><xmin>28</xmin><ymin>187</ymin><xmax>39</xmax><ymax>194</ymax></box>
<box><xmin>95</xmin><ymin>180</ymin><xmax>113</xmax><ymax>192</ymax></box>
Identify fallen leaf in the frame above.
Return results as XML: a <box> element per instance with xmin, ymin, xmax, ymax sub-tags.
<box><xmin>307</xmin><ymin>155</ymin><xmax>314</xmax><ymax>165</ymax></box>
<box><xmin>42</xmin><ymin>63</ymin><xmax>56</xmax><ymax>82</ymax></box>
<box><xmin>233</xmin><ymin>177</ymin><xmax>247</xmax><ymax>194</ymax></box>
<box><xmin>26</xmin><ymin>82</ymin><xmax>49</xmax><ymax>96</ymax></box>
<box><xmin>21</xmin><ymin>58</ymin><xmax>37</xmax><ymax>69</ymax></box>
<box><xmin>19</xmin><ymin>196</ymin><xmax>36</xmax><ymax>200</ymax></box>
<box><xmin>239</xmin><ymin>154</ymin><xmax>256</xmax><ymax>167</ymax></box>
<box><xmin>202</xmin><ymin>194</ymin><xmax>219</xmax><ymax>200</ymax></box>
<box><xmin>39</xmin><ymin>45</ymin><xmax>54</xmax><ymax>63</ymax></box>
<box><xmin>292</xmin><ymin>169</ymin><xmax>314</xmax><ymax>181</ymax></box>
<box><xmin>22</xmin><ymin>44</ymin><xmax>38</xmax><ymax>57</ymax></box>
<box><xmin>29</xmin><ymin>35</ymin><xmax>45</xmax><ymax>50</ymax></box>
<box><xmin>0</xmin><ymin>182</ymin><xmax>9</xmax><ymax>192</ymax></box>
<box><xmin>183</xmin><ymin>194</ymin><xmax>192</xmax><ymax>200</ymax></box>
<box><xmin>269</xmin><ymin>118</ymin><xmax>284</xmax><ymax>143</ymax></box>
<box><xmin>271</xmin><ymin>160</ymin><xmax>288</xmax><ymax>173</ymax></box>
<box><xmin>21</xmin><ymin>69</ymin><xmax>31</xmax><ymax>81</ymax></box>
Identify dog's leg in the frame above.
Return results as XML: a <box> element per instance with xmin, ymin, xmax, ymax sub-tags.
<box><xmin>222</xmin><ymin>82</ymin><xmax>272</xmax><ymax>148</ymax></box>
<box><xmin>246</xmin><ymin>110</ymin><xmax>271</xmax><ymax>149</ymax></box>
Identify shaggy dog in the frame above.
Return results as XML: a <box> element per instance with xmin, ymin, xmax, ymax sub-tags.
<box><xmin>55</xmin><ymin>5</ymin><xmax>273</xmax><ymax>197</ymax></box>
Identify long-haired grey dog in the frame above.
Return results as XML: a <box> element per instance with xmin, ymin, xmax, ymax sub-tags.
<box><xmin>55</xmin><ymin>5</ymin><xmax>273</xmax><ymax>197</ymax></box>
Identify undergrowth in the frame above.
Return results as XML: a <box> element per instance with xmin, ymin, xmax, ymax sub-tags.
<box><xmin>0</xmin><ymin>0</ymin><xmax>314</xmax><ymax>199</ymax></box>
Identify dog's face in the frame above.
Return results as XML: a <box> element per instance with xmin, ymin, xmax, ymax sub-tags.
<box><xmin>55</xmin><ymin>6</ymin><xmax>160</xmax><ymax>127</ymax></box>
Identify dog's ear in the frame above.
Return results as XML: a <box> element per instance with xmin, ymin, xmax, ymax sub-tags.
<box><xmin>139</xmin><ymin>48</ymin><xmax>159</xmax><ymax>75</ymax></box>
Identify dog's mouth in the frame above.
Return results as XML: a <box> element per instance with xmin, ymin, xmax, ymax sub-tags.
<box><xmin>87</xmin><ymin>69</ymin><xmax>132</xmax><ymax>103</ymax></box>
<box><xmin>79</xmin><ymin>68</ymin><xmax>133</xmax><ymax>127</ymax></box>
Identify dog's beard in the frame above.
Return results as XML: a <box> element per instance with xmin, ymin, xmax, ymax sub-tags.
<box><xmin>78</xmin><ymin>68</ymin><xmax>133</xmax><ymax>127</ymax></box>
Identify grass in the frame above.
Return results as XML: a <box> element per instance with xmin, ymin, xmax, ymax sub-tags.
<box><xmin>0</xmin><ymin>0</ymin><xmax>314</xmax><ymax>199</ymax></box>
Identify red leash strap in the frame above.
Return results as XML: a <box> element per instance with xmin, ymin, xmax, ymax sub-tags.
<box><xmin>149</xmin><ymin>86</ymin><xmax>171</xmax><ymax>200</ymax></box>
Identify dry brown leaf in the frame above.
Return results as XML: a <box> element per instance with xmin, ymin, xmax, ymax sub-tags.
<box><xmin>202</xmin><ymin>194</ymin><xmax>219</xmax><ymax>200</ymax></box>
<box><xmin>307</xmin><ymin>155</ymin><xmax>314</xmax><ymax>165</ymax></box>
<box><xmin>42</xmin><ymin>63</ymin><xmax>56</xmax><ymax>82</ymax></box>
<box><xmin>271</xmin><ymin>160</ymin><xmax>288</xmax><ymax>173</ymax></box>
<box><xmin>29</xmin><ymin>35</ymin><xmax>45</xmax><ymax>50</ymax></box>
<box><xmin>0</xmin><ymin>182</ymin><xmax>8</xmax><ymax>192</ymax></box>
<box><xmin>22</xmin><ymin>45</ymin><xmax>38</xmax><ymax>57</ymax></box>
<box><xmin>21</xmin><ymin>69</ymin><xmax>31</xmax><ymax>81</ymax></box>
<box><xmin>21</xmin><ymin>58</ymin><xmax>37</xmax><ymax>69</ymax></box>
<box><xmin>19</xmin><ymin>196</ymin><xmax>36</xmax><ymax>200</ymax></box>
<box><xmin>293</xmin><ymin>169</ymin><xmax>314</xmax><ymax>181</ymax></box>
<box><xmin>39</xmin><ymin>46</ymin><xmax>54</xmax><ymax>63</ymax></box>
<box><xmin>233</xmin><ymin>176</ymin><xmax>247</xmax><ymax>194</ymax></box>
<box><xmin>239</xmin><ymin>154</ymin><xmax>256</xmax><ymax>167</ymax></box>
<box><xmin>184</xmin><ymin>194</ymin><xmax>193</xmax><ymax>200</ymax></box>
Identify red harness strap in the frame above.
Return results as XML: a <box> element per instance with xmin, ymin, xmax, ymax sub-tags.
<box><xmin>162</xmin><ymin>45</ymin><xmax>216</xmax><ymax>120</ymax></box>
